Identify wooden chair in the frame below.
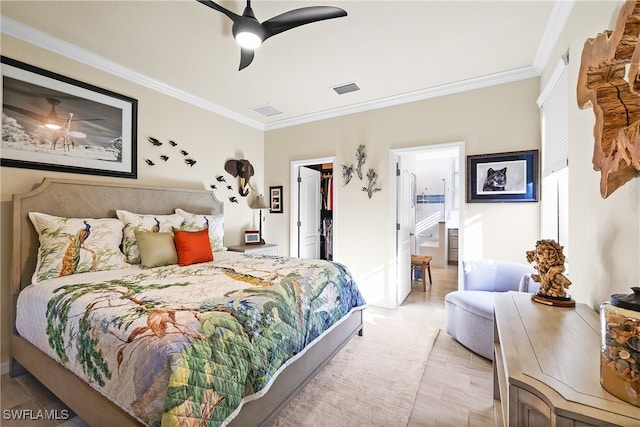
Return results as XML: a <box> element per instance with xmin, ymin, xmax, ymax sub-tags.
<box><xmin>411</xmin><ymin>255</ymin><xmax>433</xmax><ymax>291</ymax></box>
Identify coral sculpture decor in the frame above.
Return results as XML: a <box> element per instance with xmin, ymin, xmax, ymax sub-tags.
<box><xmin>526</xmin><ymin>239</ymin><xmax>575</xmax><ymax>307</ymax></box>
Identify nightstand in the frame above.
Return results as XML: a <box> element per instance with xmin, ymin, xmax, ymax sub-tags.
<box><xmin>227</xmin><ymin>243</ymin><xmax>279</xmax><ymax>256</ymax></box>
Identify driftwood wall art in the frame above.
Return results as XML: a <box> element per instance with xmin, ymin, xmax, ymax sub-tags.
<box><xmin>577</xmin><ymin>0</ymin><xmax>640</xmax><ymax>198</ymax></box>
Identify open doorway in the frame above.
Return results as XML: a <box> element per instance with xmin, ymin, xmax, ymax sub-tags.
<box><xmin>389</xmin><ymin>142</ymin><xmax>465</xmax><ymax>305</ymax></box>
<box><xmin>290</xmin><ymin>157</ymin><xmax>336</xmax><ymax>260</ymax></box>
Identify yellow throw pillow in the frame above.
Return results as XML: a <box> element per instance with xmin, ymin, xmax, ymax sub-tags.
<box><xmin>134</xmin><ymin>231</ymin><xmax>179</xmax><ymax>268</ymax></box>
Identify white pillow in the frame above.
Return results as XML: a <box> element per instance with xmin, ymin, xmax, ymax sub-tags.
<box><xmin>28</xmin><ymin>212</ymin><xmax>128</xmax><ymax>283</ymax></box>
<box><xmin>175</xmin><ymin>208</ymin><xmax>225</xmax><ymax>252</ymax></box>
<box><xmin>116</xmin><ymin>210</ymin><xmax>184</xmax><ymax>264</ymax></box>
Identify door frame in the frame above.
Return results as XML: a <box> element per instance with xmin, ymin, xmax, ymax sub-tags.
<box><xmin>388</xmin><ymin>142</ymin><xmax>466</xmax><ymax>304</ymax></box>
<box><xmin>396</xmin><ymin>160</ymin><xmax>412</xmax><ymax>304</ymax></box>
<box><xmin>290</xmin><ymin>156</ymin><xmax>337</xmax><ymax>258</ymax></box>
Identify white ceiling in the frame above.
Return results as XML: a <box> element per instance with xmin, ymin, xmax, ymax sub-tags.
<box><xmin>1</xmin><ymin>1</ymin><xmax>572</xmax><ymax>131</ymax></box>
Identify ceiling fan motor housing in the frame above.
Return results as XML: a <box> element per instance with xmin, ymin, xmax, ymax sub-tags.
<box><xmin>233</xmin><ymin>18</ymin><xmax>265</xmax><ymax>48</ymax></box>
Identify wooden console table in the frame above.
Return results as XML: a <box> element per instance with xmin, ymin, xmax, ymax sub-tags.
<box><xmin>493</xmin><ymin>292</ymin><xmax>639</xmax><ymax>426</ymax></box>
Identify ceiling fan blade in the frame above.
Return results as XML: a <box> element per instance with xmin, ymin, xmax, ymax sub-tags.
<box><xmin>3</xmin><ymin>104</ymin><xmax>47</xmax><ymax>123</ymax></box>
<box><xmin>197</xmin><ymin>0</ymin><xmax>241</xmax><ymax>23</ymax></box>
<box><xmin>239</xmin><ymin>47</ymin><xmax>255</xmax><ymax>70</ymax></box>
<box><xmin>262</xmin><ymin>6</ymin><xmax>347</xmax><ymax>40</ymax></box>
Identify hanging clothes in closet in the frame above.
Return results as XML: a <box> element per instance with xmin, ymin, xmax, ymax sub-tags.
<box><xmin>320</xmin><ymin>171</ymin><xmax>333</xmax><ymax>260</ymax></box>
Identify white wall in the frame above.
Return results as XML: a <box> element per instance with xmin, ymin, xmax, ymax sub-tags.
<box><xmin>4</xmin><ymin>0</ymin><xmax>633</xmax><ymax>369</ymax></box>
<box><xmin>0</xmin><ymin>35</ymin><xmax>264</xmax><ymax>367</ymax></box>
<box><xmin>265</xmin><ymin>79</ymin><xmax>541</xmax><ymax>307</ymax></box>
<box><xmin>540</xmin><ymin>0</ymin><xmax>639</xmax><ymax>309</ymax></box>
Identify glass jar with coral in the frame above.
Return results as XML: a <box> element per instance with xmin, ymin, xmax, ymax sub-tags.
<box><xmin>600</xmin><ymin>287</ymin><xmax>640</xmax><ymax>407</ymax></box>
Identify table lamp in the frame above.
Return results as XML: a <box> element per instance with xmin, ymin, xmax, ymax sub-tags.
<box><xmin>251</xmin><ymin>194</ymin><xmax>269</xmax><ymax>244</ymax></box>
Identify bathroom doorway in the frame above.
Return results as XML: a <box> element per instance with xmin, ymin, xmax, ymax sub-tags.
<box><xmin>389</xmin><ymin>142</ymin><xmax>465</xmax><ymax>305</ymax></box>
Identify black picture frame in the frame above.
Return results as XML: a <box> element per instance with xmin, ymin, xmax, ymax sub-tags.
<box><xmin>467</xmin><ymin>150</ymin><xmax>538</xmax><ymax>203</ymax></box>
<box><xmin>269</xmin><ymin>185</ymin><xmax>283</xmax><ymax>214</ymax></box>
<box><xmin>1</xmin><ymin>56</ymin><xmax>138</xmax><ymax>178</ymax></box>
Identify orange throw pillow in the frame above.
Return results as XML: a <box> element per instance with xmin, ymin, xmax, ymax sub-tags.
<box><xmin>173</xmin><ymin>228</ymin><xmax>214</xmax><ymax>266</ymax></box>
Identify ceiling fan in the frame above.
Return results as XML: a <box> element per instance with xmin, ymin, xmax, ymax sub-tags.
<box><xmin>4</xmin><ymin>97</ymin><xmax>95</xmax><ymax>138</ymax></box>
<box><xmin>197</xmin><ymin>0</ymin><xmax>347</xmax><ymax>70</ymax></box>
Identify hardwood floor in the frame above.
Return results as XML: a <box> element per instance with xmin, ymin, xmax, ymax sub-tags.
<box><xmin>1</xmin><ymin>265</ymin><xmax>494</xmax><ymax>427</ymax></box>
<box><xmin>368</xmin><ymin>264</ymin><xmax>495</xmax><ymax>427</ymax></box>
<box><xmin>406</xmin><ymin>266</ymin><xmax>494</xmax><ymax>427</ymax></box>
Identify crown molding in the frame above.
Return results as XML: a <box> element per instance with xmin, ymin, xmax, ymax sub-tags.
<box><xmin>264</xmin><ymin>66</ymin><xmax>539</xmax><ymax>131</ymax></box>
<box><xmin>0</xmin><ymin>16</ymin><xmax>265</xmax><ymax>131</ymax></box>
<box><xmin>532</xmin><ymin>0</ymin><xmax>575</xmax><ymax>73</ymax></box>
<box><xmin>3</xmin><ymin>0</ymin><xmax>572</xmax><ymax>132</ymax></box>
<box><xmin>266</xmin><ymin>0</ymin><xmax>573</xmax><ymax>131</ymax></box>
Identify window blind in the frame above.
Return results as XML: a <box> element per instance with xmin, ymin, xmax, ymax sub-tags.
<box><xmin>538</xmin><ymin>61</ymin><xmax>569</xmax><ymax>177</ymax></box>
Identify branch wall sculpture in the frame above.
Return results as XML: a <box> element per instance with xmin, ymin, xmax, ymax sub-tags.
<box><xmin>577</xmin><ymin>0</ymin><xmax>640</xmax><ymax>198</ymax></box>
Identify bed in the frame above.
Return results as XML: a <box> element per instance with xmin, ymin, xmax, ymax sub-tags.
<box><xmin>10</xmin><ymin>177</ymin><xmax>366</xmax><ymax>427</ymax></box>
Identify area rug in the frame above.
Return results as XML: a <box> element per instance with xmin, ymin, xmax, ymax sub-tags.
<box><xmin>267</xmin><ymin>313</ymin><xmax>439</xmax><ymax>427</ymax></box>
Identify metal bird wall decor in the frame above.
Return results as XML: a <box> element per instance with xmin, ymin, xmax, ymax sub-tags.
<box><xmin>342</xmin><ymin>164</ymin><xmax>354</xmax><ymax>186</ymax></box>
<box><xmin>148</xmin><ymin>137</ymin><xmax>162</xmax><ymax>146</ymax></box>
<box><xmin>197</xmin><ymin>0</ymin><xmax>347</xmax><ymax>70</ymax></box>
<box><xmin>362</xmin><ymin>168</ymin><xmax>382</xmax><ymax>199</ymax></box>
<box><xmin>146</xmin><ymin>136</ymin><xmax>198</xmax><ymax>168</ymax></box>
<box><xmin>356</xmin><ymin>145</ymin><xmax>366</xmax><ymax>180</ymax></box>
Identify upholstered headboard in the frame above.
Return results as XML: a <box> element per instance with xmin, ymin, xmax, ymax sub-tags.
<box><xmin>11</xmin><ymin>178</ymin><xmax>224</xmax><ymax>296</ymax></box>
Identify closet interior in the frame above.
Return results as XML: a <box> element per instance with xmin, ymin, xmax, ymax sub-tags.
<box><xmin>308</xmin><ymin>163</ymin><xmax>333</xmax><ymax>260</ymax></box>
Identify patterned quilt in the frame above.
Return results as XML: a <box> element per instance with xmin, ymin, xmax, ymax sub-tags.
<box><xmin>16</xmin><ymin>251</ymin><xmax>366</xmax><ymax>426</ymax></box>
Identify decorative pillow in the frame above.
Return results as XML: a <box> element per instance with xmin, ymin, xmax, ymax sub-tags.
<box><xmin>28</xmin><ymin>212</ymin><xmax>128</xmax><ymax>283</ymax></box>
<box><xmin>175</xmin><ymin>208</ymin><xmax>225</xmax><ymax>252</ymax></box>
<box><xmin>116</xmin><ymin>210</ymin><xmax>184</xmax><ymax>264</ymax></box>
<box><xmin>135</xmin><ymin>231</ymin><xmax>178</xmax><ymax>268</ymax></box>
<box><xmin>173</xmin><ymin>228</ymin><xmax>214</xmax><ymax>266</ymax></box>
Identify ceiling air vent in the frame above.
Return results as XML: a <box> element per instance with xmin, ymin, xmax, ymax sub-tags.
<box><xmin>332</xmin><ymin>82</ymin><xmax>360</xmax><ymax>95</ymax></box>
<box><xmin>252</xmin><ymin>104</ymin><xmax>283</xmax><ymax>117</ymax></box>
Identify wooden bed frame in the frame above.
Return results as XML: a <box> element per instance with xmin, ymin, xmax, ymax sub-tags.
<box><xmin>10</xmin><ymin>177</ymin><xmax>364</xmax><ymax>426</ymax></box>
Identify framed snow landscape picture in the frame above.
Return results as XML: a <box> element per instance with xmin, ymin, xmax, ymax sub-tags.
<box><xmin>1</xmin><ymin>56</ymin><xmax>137</xmax><ymax>178</ymax></box>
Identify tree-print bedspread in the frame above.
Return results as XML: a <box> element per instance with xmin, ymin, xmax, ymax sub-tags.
<box><xmin>16</xmin><ymin>251</ymin><xmax>366</xmax><ymax>426</ymax></box>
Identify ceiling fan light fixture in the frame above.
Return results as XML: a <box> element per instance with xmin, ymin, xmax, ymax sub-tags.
<box><xmin>235</xmin><ymin>31</ymin><xmax>262</xmax><ymax>49</ymax></box>
<box><xmin>199</xmin><ymin>0</ymin><xmax>347</xmax><ymax>69</ymax></box>
<box><xmin>44</xmin><ymin>97</ymin><xmax>62</xmax><ymax>129</ymax></box>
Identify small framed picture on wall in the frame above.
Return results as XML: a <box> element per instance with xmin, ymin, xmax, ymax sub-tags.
<box><xmin>269</xmin><ymin>185</ymin><xmax>283</xmax><ymax>214</ymax></box>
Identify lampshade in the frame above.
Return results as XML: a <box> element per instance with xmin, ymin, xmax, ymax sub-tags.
<box><xmin>251</xmin><ymin>194</ymin><xmax>269</xmax><ymax>210</ymax></box>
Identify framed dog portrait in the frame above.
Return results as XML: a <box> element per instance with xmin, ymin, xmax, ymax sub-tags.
<box><xmin>467</xmin><ymin>150</ymin><xmax>538</xmax><ymax>203</ymax></box>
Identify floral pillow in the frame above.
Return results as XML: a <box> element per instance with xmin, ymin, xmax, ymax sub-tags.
<box><xmin>116</xmin><ymin>210</ymin><xmax>184</xmax><ymax>264</ymax></box>
<box><xmin>28</xmin><ymin>212</ymin><xmax>128</xmax><ymax>284</ymax></box>
<box><xmin>175</xmin><ymin>208</ymin><xmax>225</xmax><ymax>252</ymax></box>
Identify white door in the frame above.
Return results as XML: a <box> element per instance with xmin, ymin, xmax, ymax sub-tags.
<box><xmin>397</xmin><ymin>161</ymin><xmax>412</xmax><ymax>304</ymax></box>
<box><xmin>298</xmin><ymin>166</ymin><xmax>321</xmax><ymax>258</ymax></box>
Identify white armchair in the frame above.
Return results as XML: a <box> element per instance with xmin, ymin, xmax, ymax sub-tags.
<box><xmin>445</xmin><ymin>259</ymin><xmax>536</xmax><ymax>360</ymax></box>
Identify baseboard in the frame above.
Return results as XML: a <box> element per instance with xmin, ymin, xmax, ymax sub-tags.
<box><xmin>1</xmin><ymin>361</ymin><xmax>9</xmax><ymax>375</ymax></box>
